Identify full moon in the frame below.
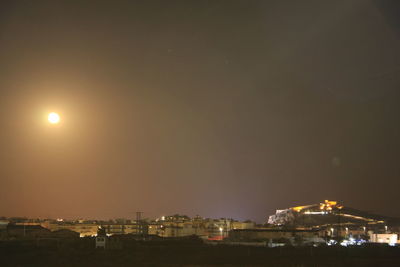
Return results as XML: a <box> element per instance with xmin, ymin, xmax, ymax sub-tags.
<box><xmin>48</xmin><ymin>112</ymin><xmax>60</xmax><ymax>124</ymax></box>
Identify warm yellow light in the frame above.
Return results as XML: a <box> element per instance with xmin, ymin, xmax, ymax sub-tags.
<box><xmin>48</xmin><ymin>112</ymin><xmax>60</xmax><ymax>124</ymax></box>
<box><xmin>293</xmin><ymin>205</ymin><xmax>307</xmax><ymax>212</ymax></box>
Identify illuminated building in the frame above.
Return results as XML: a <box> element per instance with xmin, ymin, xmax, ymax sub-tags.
<box><xmin>148</xmin><ymin>215</ymin><xmax>255</xmax><ymax>239</ymax></box>
<box><xmin>44</xmin><ymin>222</ymin><xmax>99</xmax><ymax>237</ymax></box>
<box><xmin>268</xmin><ymin>200</ymin><xmax>393</xmax><ymax>227</ymax></box>
<box><xmin>370</xmin><ymin>233</ymin><xmax>398</xmax><ymax>246</ymax></box>
<box><xmin>267</xmin><ymin>200</ymin><xmax>400</xmax><ymax>242</ymax></box>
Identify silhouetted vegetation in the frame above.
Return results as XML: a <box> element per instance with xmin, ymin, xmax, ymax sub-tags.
<box><xmin>1</xmin><ymin>237</ymin><xmax>400</xmax><ymax>266</ymax></box>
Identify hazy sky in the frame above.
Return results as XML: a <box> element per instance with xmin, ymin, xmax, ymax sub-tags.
<box><xmin>1</xmin><ymin>0</ymin><xmax>399</xmax><ymax>222</ymax></box>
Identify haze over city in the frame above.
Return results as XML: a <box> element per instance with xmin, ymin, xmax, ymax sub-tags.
<box><xmin>1</xmin><ymin>0</ymin><xmax>400</xmax><ymax>223</ymax></box>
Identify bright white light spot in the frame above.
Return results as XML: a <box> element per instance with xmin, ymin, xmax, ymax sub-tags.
<box><xmin>48</xmin><ymin>112</ymin><xmax>60</xmax><ymax>124</ymax></box>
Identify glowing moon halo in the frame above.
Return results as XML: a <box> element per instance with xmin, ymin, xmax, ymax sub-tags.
<box><xmin>48</xmin><ymin>112</ymin><xmax>60</xmax><ymax>124</ymax></box>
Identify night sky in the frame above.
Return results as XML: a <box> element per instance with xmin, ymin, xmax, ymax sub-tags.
<box><xmin>1</xmin><ymin>0</ymin><xmax>399</xmax><ymax>222</ymax></box>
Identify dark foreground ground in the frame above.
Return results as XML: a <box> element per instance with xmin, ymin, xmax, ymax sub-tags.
<box><xmin>1</xmin><ymin>238</ymin><xmax>400</xmax><ymax>266</ymax></box>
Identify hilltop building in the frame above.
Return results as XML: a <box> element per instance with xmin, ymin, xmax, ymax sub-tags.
<box><xmin>267</xmin><ymin>200</ymin><xmax>400</xmax><ymax>244</ymax></box>
<box><xmin>268</xmin><ymin>200</ymin><xmax>398</xmax><ymax>227</ymax></box>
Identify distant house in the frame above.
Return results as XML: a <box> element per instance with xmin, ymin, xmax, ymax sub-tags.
<box><xmin>370</xmin><ymin>233</ymin><xmax>399</xmax><ymax>245</ymax></box>
<box><xmin>96</xmin><ymin>236</ymin><xmax>106</xmax><ymax>249</ymax></box>
<box><xmin>96</xmin><ymin>227</ymin><xmax>107</xmax><ymax>248</ymax></box>
<box><xmin>0</xmin><ymin>220</ymin><xmax>9</xmax><ymax>240</ymax></box>
<box><xmin>6</xmin><ymin>224</ymin><xmax>51</xmax><ymax>239</ymax></box>
<box><xmin>0</xmin><ymin>220</ymin><xmax>9</xmax><ymax>230</ymax></box>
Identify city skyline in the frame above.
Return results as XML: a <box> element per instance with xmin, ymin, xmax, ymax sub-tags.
<box><xmin>2</xmin><ymin>199</ymin><xmax>399</xmax><ymax>225</ymax></box>
<box><xmin>1</xmin><ymin>0</ymin><xmax>400</xmax><ymax>223</ymax></box>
